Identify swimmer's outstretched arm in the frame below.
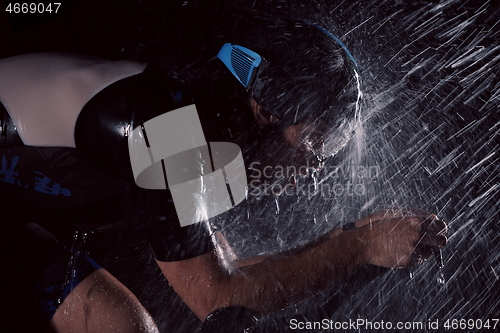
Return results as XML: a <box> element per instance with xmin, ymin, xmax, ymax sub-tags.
<box><xmin>156</xmin><ymin>208</ymin><xmax>447</xmax><ymax>321</ymax></box>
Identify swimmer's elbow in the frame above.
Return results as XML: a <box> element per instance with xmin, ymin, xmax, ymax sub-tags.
<box><xmin>155</xmin><ymin>251</ymin><xmax>235</xmax><ymax>321</ymax></box>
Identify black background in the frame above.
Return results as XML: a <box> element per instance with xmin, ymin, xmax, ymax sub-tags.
<box><xmin>2</xmin><ymin>1</ymin><xmax>499</xmax><ymax>332</ymax></box>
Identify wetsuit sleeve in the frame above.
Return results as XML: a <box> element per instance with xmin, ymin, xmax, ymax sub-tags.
<box><xmin>141</xmin><ymin>189</ymin><xmax>215</xmax><ymax>261</ymax></box>
<box><xmin>74</xmin><ymin>62</ymin><xmax>215</xmax><ymax>261</ymax></box>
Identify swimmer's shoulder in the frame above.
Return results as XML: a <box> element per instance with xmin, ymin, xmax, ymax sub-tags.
<box><xmin>0</xmin><ymin>53</ymin><xmax>147</xmax><ymax>147</ymax></box>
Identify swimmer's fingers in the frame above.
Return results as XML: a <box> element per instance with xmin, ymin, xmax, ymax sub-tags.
<box><xmin>410</xmin><ymin>224</ymin><xmax>447</xmax><ymax>267</ymax></box>
<box><xmin>409</xmin><ymin>245</ymin><xmax>434</xmax><ymax>266</ymax></box>
<box><xmin>427</xmin><ymin>218</ymin><xmax>448</xmax><ymax>237</ymax></box>
<box><xmin>419</xmin><ymin>230</ymin><xmax>448</xmax><ymax>248</ymax></box>
<box><xmin>420</xmin><ymin>218</ymin><xmax>448</xmax><ymax>246</ymax></box>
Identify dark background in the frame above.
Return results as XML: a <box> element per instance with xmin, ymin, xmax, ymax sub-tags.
<box><xmin>1</xmin><ymin>0</ymin><xmax>499</xmax><ymax>332</ymax></box>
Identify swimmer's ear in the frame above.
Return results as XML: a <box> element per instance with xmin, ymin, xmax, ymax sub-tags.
<box><xmin>250</xmin><ymin>98</ymin><xmax>279</xmax><ymax>128</ymax></box>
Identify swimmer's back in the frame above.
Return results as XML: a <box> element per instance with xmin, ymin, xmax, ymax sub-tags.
<box><xmin>0</xmin><ymin>53</ymin><xmax>146</xmax><ymax>147</ymax></box>
<box><xmin>0</xmin><ymin>53</ymin><xmax>192</xmax><ymax>232</ymax></box>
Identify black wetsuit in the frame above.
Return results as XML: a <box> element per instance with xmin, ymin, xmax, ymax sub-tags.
<box><xmin>1</xmin><ymin>62</ymin><xmax>216</xmax><ymax>325</ymax></box>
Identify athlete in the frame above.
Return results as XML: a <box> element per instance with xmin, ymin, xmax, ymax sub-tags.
<box><xmin>1</xmin><ymin>18</ymin><xmax>447</xmax><ymax>333</ymax></box>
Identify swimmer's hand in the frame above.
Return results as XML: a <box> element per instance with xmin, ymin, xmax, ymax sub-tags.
<box><xmin>349</xmin><ymin>208</ymin><xmax>448</xmax><ymax>269</ymax></box>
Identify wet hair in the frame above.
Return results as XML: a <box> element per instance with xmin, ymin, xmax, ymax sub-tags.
<box><xmin>227</xmin><ymin>19</ymin><xmax>361</xmax><ymax>129</ymax></box>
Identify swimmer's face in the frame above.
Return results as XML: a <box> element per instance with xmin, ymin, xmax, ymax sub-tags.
<box><xmin>248</xmin><ymin>100</ymin><xmax>333</xmax><ymax>196</ymax></box>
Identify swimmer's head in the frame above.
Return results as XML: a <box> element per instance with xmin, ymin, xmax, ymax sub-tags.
<box><xmin>223</xmin><ymin>22</ymin><xmax>359</xmax><ymax>121</ymax></box>
<box><xmin>218</xmin><ymin>20</ymin><xmax>360</xmax><ymax>163</ymax></box>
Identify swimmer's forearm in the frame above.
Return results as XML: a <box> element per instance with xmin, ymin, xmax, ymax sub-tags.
<box><xmin>231</xmin><ymin>227</ymin><xmax>368</xmax><ymax>314</ymax></box>
<box><xmin>234</xmin><ymin>227</ymin><xmax>343</xmax><ymax>268</ymax></box>
<box><xmin>157</xmin><ymin>227</ymin><xmax>369</xmax><ymax>320</ymax></box>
